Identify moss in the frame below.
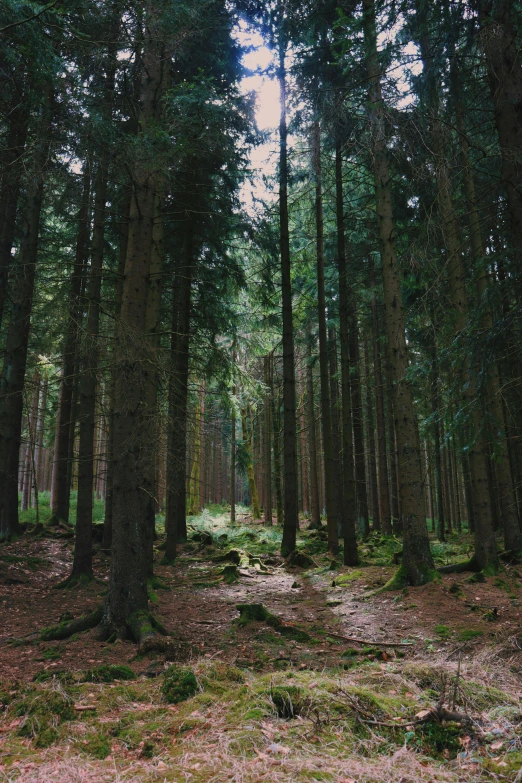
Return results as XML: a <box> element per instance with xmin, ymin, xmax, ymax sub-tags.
<box><xmin>266</xmin><ymin>686</ymin><xmax>309</xmax><ymax>719</ymax></box>
<box><xmin>204</xmin><ymin>662</ymin><xmax>244</xmax><ymax>683</ymax></box>
<box><xmin>458</xmin><ymin>629</ymin><xmax>483</xmax><ymax>641</ymax></box>
<box><xmin>406</xmin><ymin>720</ymin><xmax>463</xmax><ymax>759</ymax></box>
<box><xmin>140</xmin><ymin>739</ymin><xmax>156</xmax><ymax>758</ymax></box>
<box><xmin>81</xmin><ymin>664</ymin><xmax>136</xmax><ymax>683</ymax></box>
<box><xmin>15</xmin><ymin>686</ymin><xmax>76</xmax><ymax>743</ymax></box>
<box><xmin>83</xmin><ymin>733</ymin><xmax>112</xmax><ymax>759</ymax></box>
<box><xmin>162</xmin><ymin>665</ymin><xmax>198</xmax><ymax>704</ymax></box>
<box><xmin>221</xmin><ymin>564</ymin><xmax>240</xmax><ymax>584</ymax></box>
<box><xmin>332</xmin><ymin>570</ymin><xmax>365</xmax><ymax>587</ymax></box>
<box><xmin>34</xmin><ymin>726</ymin><xmax>59</xmax><ymax>748</ymax></box>
<box><xmin>236</xmin><ymin>603</ymin><xmax>310</xmax><ymax>641</ymax></box>
<box><xmin>434</xmin><ymin>624</ymin><xmax>451</xmax><ymax>638</ymax></box>
<box><xmin>32</xmin><ymin>669</ymin><xmax>74</xmax><ymax>685</ymax></box>
<box><xmin>465</xmin><ymin>572</ymin><xmax>486</xmax><ymax>584</ymax></box>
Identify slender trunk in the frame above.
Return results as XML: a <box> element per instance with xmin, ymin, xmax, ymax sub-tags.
<box><xmin>0</xmin><ymin>97</ymin><xmax>29</xmax><ymax>331</ymax></box>
<box><xmin>313</xmin><ymin>121</ymin><xmax>339</xmax><ymax>555</ymax></box>
<box><xmin>242</xmin><ymin>406</ymin><xmax>261</xmax><ymax>518</ymax></box>
<box><xmin>452</xmin><ymin>60</ymin><xmax>521</xmax><ymax>552</ymax></box>
<box><xmin>271</xmin><ymin>369</ymin><xmax>284</xmax><ymax>526</ymax></box>
<box><xmin>101</xmin><ymin>7</ymin><xmax>167</xmax><ymax>640</ymax></box>
<box><xmin>53</xmin><ymin>164</ymin><xmax>91</xmax><ymax>522</ymax></box>
<box><xmin>164</xmin><ymin>230</ymin><xmax>194</xmax><ymax>561</ymax></box>
<box><xmin>264</xmin><ymin>354</ymin><xmax>273</xmax><ymax>525</ymax></box>
<box><xmin>278</xmin><ymin>36</ymin><xmax>299</xmax><ymax>556</ymax></box>
<box><xmin>369</xmin><ymin>260</ymin><xmax>391</xmax><ymax>533</ymax></box>
<box><xmin>363</xmin><ymin>335</ymin><xmax>380</xmax><ymax>532</ymax></box>
<box><xmin>103</xmin><ymin>184</ymin><xmax>132</xmax><ymax>551</ymax></box>
<box><xmin>479</xmin><ymin>0</ymin><xmax>522</xmax><ymax>253</ymax></box>
<box><xmin>72</xmin><ymin>152</ymin><xmax>110</xmax><ymax>579</ymax></box>
<box><xmin>363</xmin><ymin>0</ymin><xmax>434</xmax><ymax>584</ymax></box>
<box><xmin>298</xmin><ymin>356</ymin><xmax>310</xmax><ymax>517</ymax></box>
<box><xmin>306</xmin><ymin>338</ymin><xmax>322</xmax><ymax>529</ymax></box>
<box><xmin>335</xmin><ymin>141</ymin><xmax>358</xmax><ymax>562</ymax></box>
<box><xmin>0</xmin><ymin>92</ymin><xmax>50</xmax><ymax>540</ymax></box>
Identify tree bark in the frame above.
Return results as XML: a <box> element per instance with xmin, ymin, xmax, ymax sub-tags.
<box><xmin>100</xmin><ymin>5</ymin><xmax>167</xmax><ymax>641</ymax></box>
<box><xmin>335</xmin><ymin>140</ymin><xmax>358</xmax><ymax>563</ymax></box>
<box><xmin>264</xmin><ymin>354</ymin><xmax>273</xmax><ymax>525</ymax></box>
<box><xmin>278</xmin><ymin>36</ymin><xmax>299</xmax><ymax>556</ymax></box>
<box><xmin>0</xmin><ymin>91</ymin><xmax>50</xmax><ymax>540</ymax></box>
<box><xmin>313</xmin><ymin>121</ymin><xmax>339</xmax><ymax>555</ymax></box>
<box><xmin>363</xmin><ymin>0</ymin><xmax>434</xmax><ymax>585</ymax></box>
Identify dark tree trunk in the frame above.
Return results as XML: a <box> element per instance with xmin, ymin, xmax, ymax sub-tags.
<box><xmin>335</xmin><ymin>140</ymin><xmax>358</xmax><ymax>563</ymax></box>
<box><xmin>313</xmin><ymin>122</ymin><xmax>339</xmax><ymax>555</ymax></box>
<box><xmin>278</xmin><ymin>37</ymin><xmax>299</xmax><ymax>556</ymax></box>
<box><xmin>264</xmin><ymin>354</ymin><xmax>273</xmax><ymax>525</ymax></box>
<box><xmin>369</xmin><ymin>260</ymin><xmax>391</xmax><ymax>534</ymax></box>
<box><xmin>0</xmin><ymin>97</ymin><xmax>29</xmax><ymax>331</ymax></box>
<box><xmin>363</xmin><ymin>0</ymin><xmax>434</xmax><ymax>585</ymax></box>
<box><xmin>164</xmin><ymin>230</ymin><xmax>194</xmax><ymax>562</ymax></box>
<box><xmin>103</xmin><ymin>184</ymin><xmax>132</xmax><ymax>551</ymax></box>
<box><xmin>0</xmin><ymin>93</ymin><xmax>50</xmax><ymax>540</ymax></box>
<box><xmin>306</xmin><ymin>338</ymin><xmax>322</xmax><ymax>530</ymax></box>
<box><xmin>100</xmin><ymin>6</ymin><xmax>167</xmax><ymax>643</ymax></box>
<box><xmin>52</xmin><ymin>164</ymin><xmax>91</xmax><ymax>523</ymax></box>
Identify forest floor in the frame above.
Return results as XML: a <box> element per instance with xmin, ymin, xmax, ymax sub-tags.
<box><xmin>1</xmin><ymin>506</ymin><xmax>521</xmax><ymax>782</ymax></box>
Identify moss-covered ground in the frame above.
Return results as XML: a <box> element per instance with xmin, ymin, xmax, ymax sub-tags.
<box><xmin>0</xmin><ymin>504</ymin><xmax>521</xmax><ymax>782</ymax></box>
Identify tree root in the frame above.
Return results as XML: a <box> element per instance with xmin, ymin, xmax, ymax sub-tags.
<box><xmin>53</xmin><ymin>572</ymin><xmax>94</xmax><ymax>590</ymax></box>
<box><xmin>437</xmin><ymin>557</ymin><xmax>481</xmax><ymax>574</ymax></box>
<box><xmin>41</xmin><ymin>606</ymin><xmax>103</xmax><ymax>641</ymax></box>
<box><xmin>360</xmin><ymin>565</ymin><xmax>440</xmax><ymax>598</ymax></box>
<box><xmin>236</xmin><ymin>603</ymin><xmax>311</xmax><ymax>641</ymax></box>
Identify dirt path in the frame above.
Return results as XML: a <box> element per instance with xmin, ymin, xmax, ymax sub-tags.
<box><xmin>1</xmin><ymin>528</ymin><xmax>521</xmax><ymax>681</ymax></box>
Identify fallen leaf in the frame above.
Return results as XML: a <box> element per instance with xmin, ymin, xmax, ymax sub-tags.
<box><xmin>415</xmin><ymin>710</ymin><xmax>432</xmax><ymax>719</ymax></box>
<box><xmin>490</xmin><ymin>741</ymin><xmax>504</xmax><ymax>750</ymax></box>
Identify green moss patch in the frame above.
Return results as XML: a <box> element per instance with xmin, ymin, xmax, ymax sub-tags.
<box><xmin>162</xmin><ymin>665</ymin><xmax>198</xmax><ymax>704</ymax></box>
<box><xmin>80</xmin><ymin>664</ymin><xmax>136</xmax><ymax>683</ymax></box>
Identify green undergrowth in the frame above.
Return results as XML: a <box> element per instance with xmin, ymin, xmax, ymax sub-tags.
<box><xmin>18</xmin><ymin>490</ymin><xmax>105</xmax><ymax>528</ymax></box>
<box><xmin>1</xmin><ymin>653</ymin><xmax>519</xmax><ymax>778</ymax></box>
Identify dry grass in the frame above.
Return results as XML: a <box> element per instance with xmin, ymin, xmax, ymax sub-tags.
<box><xmin>1</xmin><ymin>647</ymin><xmax>520</xmax><ymax>783</ymax></box>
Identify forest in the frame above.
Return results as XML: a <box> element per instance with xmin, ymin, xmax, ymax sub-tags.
<box><xmin>0</xmin><ymin>0</ymin><xmax>522</xmax><ymax>781</ymax></box>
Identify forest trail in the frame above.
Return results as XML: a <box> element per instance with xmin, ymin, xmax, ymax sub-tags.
<box><xmin>1</xmin><ymin>512</ymin><xmax>521</xmax><ymax>782</ymax></box>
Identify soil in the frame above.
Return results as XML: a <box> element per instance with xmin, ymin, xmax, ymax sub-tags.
<box><xmin>1</xmin><ymin>520</ymin><xmax>521</xmax><ymax>783</ymax></box>
<box><xmin>1</xmin><ymin>527</ymin><xmax>520</xmax><ymax>679</ymax></box>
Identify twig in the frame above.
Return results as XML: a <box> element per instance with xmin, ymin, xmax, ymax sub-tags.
<box><xmin>319</xmin><ymin>630</ymin><xmax>414</xmax><ymax>647</ymax></box>
<box><xmin>0</xmin><ymin>0</ymin><xmax>59</xmax><ymax>33</ymax></box>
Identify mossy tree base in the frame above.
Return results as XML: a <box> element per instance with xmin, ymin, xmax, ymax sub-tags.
<box><xmin>363</xmin><ymin>564</ymin><xmax>440</xmax><ymax>597</ymax></box>
<box><xmin>438</xmin><ymin>556</ymin><xmax>499</xmax><ymax>576</ymax></box>
<box><xmin>54</xmin><ymin>571</ymin><xmax>94</xmax><ymax>590</ymax></box>
<box><xmin>40</xmin><ymin>604</ymin><xmax>168</xmax><ymax>651</ymax></box>
<box><xmin>41</xmin><ymin>606</ymin><xmax>103</xmax><ymax>641</ymax></box>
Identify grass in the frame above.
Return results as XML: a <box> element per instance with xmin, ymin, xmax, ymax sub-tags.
<box><xmin>18</xmin><ymin>490</ymin><xmax>106</xmax><ymax>527</ymax></box>
<box><xmin>2</xmin><ymin>651</ymin><xmax>520</xmax><ymax>782</ymax></box>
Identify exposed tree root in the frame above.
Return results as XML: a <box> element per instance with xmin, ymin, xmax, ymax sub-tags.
<box><xmin>40</xmin><ymin>606</ymin><xmax>103</xmax><ymax>641</ymax></box>
<box><xmin>360</xmin><ymin>564</ymin><xmax>440</xmax><ymax>598</ymax></box>
<box><xmin>53</xmin><ymin>572</ymin><xmax>94</xmax><ymax>590</ymax></box>
<box><xmin>437</xmin><ymin>557</ymin><xmax>481</xmax><ymax>574</ymax></box>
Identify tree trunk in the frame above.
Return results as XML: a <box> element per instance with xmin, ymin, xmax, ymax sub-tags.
<box><xmin>363</xmin><ymin>0</ymin><xmax>434</xmax><ymax>585</ymax></box>
<box><xmin>0</xmin><ymin>96</ymin><xmax>29</xmax><ymax>331</ymax></box>
<box><xmin>264</xmin><ymin>354</ymin><xmax>273</xmax><ymax>525</ymax></box>
<box><xmin>451</xmin><ymin>60</ymin><xmax>521</xmax><ymax>553</ymax></box>
<box><xmin>369</xmin><ymin>259</ymin><xmax>391</xmax><ymax>534</ymax></box>
<box><xmin>164</xmin><ymin>230</ymin><xmax>195</xmax><ymax>562</ymax></box>
<box><xmin>313</xmin><ymin>121</ymin><xmax>339</xmax><ymax>555</ymax></box>
<box><xmin>52</xmin><ymin>164</ymin><xmax>91</xmax><ymax>523</ymax></box>
<box><xmin>278</xmin><ymin>36</ymin><xmax>299</xmax><ymax>556</ymax></box>
<box><xmin>335</xmin><ymin>140</ymin><xmax>358</xmax><ymax>563</ymax></box>
<box><xmin>0</xmin><ymin>92</ymin><xmax>50</xmax><ymax>540</ymax></box>
<box><xmin>100</xmin><ymin>6</ymin><xmax>167</xmax><ymax>642</ymax></box>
